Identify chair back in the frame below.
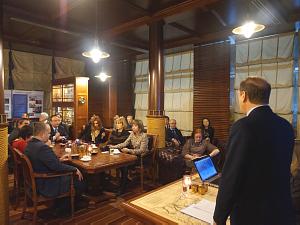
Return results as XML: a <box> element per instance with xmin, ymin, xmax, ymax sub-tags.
<box><xmin>9</xmin><ymin>145</ymin><xmax>22</xmax><ymax>179</ymax></box>
<box><xmin>19</xmin><ymin>152</ymin><xmax>37</xmax><ymax>200</ymax></box>
<box><xmin>147</xmin><ymin>133</ymin><xmax>158</xmax><ymax>159</ymax></box>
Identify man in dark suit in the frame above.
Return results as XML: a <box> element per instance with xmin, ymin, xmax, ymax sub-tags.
<box><xmin>49</xmin><ymin>115</ymin><xmax>69</xmax><ymax>142</ymax></box>
<box><xmin>166</xmin><ymin>119</ymin><xmax>185</xmax><ymax>147</ymax></box>
<box><xmin>213</xmin><ymin>77</ymin><xmax>295</xmax><ymax>225</ymax></box>
<box><xmin>24</xmin><ymin>122</ymin><xmax>85</xmax><ymax>215</ymax></box>
<box><xmin>24</xmin><ymin>122</ymin><xmax>84</xmax><ymax>198</ymax></box>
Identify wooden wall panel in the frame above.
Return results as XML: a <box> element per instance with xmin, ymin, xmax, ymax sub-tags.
<box><xmin>194</xmin><ymin>43</ymin><xmax>230</xmax><ymax>141</ymax></box>
<box><xmin>88</xmin><ymin>59</ymin><xmax>134</xmax><ymax>128</ymax></box>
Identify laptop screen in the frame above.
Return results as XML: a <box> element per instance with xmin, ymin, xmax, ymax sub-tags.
<box><xmin>193</xmin><ymin>156</ymin><xmax>218</xmax><ymax>181</ymax></box>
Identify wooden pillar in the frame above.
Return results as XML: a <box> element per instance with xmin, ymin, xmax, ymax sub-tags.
<box><xmin>147</xmin><ymin>21</ymin><xmax>165</xmax><ymax>148</ymax></box>
<box><xmin>0</xmin><ymin>1</ymin><xmax>9</xmax><ymax>224</ymax></box>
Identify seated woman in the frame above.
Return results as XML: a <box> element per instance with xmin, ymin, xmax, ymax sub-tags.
<box><xmin>83</xmin><ymin>116</ymin><xmax>107</xmax><ymax>145</ymax></box>
<box><xmin>12</xmin><ymin>125</ymin><xmax>33</xmax><ymax>153</ymax></box>
<box><xmin>200</xmin><ymin>118</ymin><xmax>215</xmax><ymax>142</ymax></box>
<box><xmin>108</xmin><ymin>116</ymin><xmax>130</xmax><ymax>145</ymax></box>
<box><xmin>182</xmin><ymin>128</ymin><xmax>219</xmax><ymax>168</ymax></box>
<box><xmin>110</xmin><ymin>119</ymin><xmax>148</xmax><ymax>155</ymax></box>
<box><xmin>109</xmin><ymin>119</ymin><xmax>148</xmax><ymax>194</ymax></box>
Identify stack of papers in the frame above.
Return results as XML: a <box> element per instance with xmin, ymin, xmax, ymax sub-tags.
<box><xmin>180</xmin><ymin>199</ymin><xmax>216</xmax><ymax>225</ymax></box>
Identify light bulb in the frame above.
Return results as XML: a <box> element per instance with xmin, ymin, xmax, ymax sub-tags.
<box><xmin>241</xmin><ymin>21</ymin><xmax>255</xmax><ymax>38</ymax></box>
<box><xmin>90</xmin><ymin>48</ymin><xmax>102</xmax><ymax>63</ymax></box>
<box><xmin>95</xmin><ymin>72</ymin><xmax>111</xmax><ymax>82</ymax></box>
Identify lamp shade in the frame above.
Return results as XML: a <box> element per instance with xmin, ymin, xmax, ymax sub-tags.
<box><xmin>232</xmin><ymin>21</ymin><xmax>265</xmax><ymax>38</ymax></box>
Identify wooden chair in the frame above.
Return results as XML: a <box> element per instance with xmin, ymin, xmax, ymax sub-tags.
<box><xmin>18</xmin><ymin>150</ymin><xmax>75</xmax><ymax>225</ymax></box>
<box><xmin>9</xmin><ymin>145</ymin><xmax>23</xmax><ymax>209</ymax></box>
<box><xmin>138</xmin><ymin>133</ymin><xmax>158</xmax><ymax>191</ymax></box>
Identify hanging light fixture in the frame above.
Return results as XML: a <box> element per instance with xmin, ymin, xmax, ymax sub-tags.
<box><xmin>95</xmin><ymin>71</ymin><xmax>111</xmax><ymax>82</ymax></box>
<box><xmin>82</xmin><ymin>0</ymin><xmax>109</xmax><ymax>63</ymax></box>
<box><xmin>232</xmin><ymin>21</ymin><xmax>265</xmax><ymax>38</ymax></box>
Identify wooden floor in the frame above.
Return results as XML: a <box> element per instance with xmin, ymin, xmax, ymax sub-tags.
<box><xmin>8</xmin><ymin>174</ymin><xmax>157</xmax><ymax>225</ymax></box>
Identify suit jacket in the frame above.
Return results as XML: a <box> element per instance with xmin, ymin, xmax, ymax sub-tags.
<box><xmin>214</xmin><ymin>106</ymin><xmax>295</xmax><ymax>225</ymax></box>
<box><xmin>49</xmin><ymin>124</ymin><xmax>69</xmax><ymax>141</ymax></box>
<box><xmin>24</xmin><ymin>138</ymin><xmax>76</xmax><ymax>197</ymax></box>
<box><xmin>166</xmin><ymin>127</ymin><xmax>185</xmax><ymax>146</ymax></box>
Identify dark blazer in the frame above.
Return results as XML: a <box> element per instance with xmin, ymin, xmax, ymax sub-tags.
<box><xmin>83</xmin><ymin>127</ymin><xmax>107</xmax><ymax>145</ymax></box>
<box><xmin>107</xmin><ymin>129</ymin><xmax>130</xmax><ymax>145</ymax></box>
<box><xmin>201</xmin><ymin>126</ymin><xmax>214</xmax><ymax>141</ymax></box>
<box><xmin>49</xmin><ymin>124</ymin><xmax>69</xmax><ymax>141</ymax></box>
<box><xmin>214</xmin><ymin>106</ymin><xmax>295</xmax><ymax>225</ymax></box>
<box><xmin>24</xmin><ymin>138</ymin><xmax>77</xmax><ymax>197</ymax></box>
<box><xmin>166</xmin><ymin>127</ymin><xmax>185</xmax><ymax>146</ymax></box>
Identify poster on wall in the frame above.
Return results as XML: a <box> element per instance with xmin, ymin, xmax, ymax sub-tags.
<box><xmin>11</xmin><ymin>90</ymin><xmax>44</xmax><ymax>118</ymax></box>
<box><xmin>27</xmin><ymin>91</ymin><xmax>43</xmax><ymax>118</ymax></box>
<box><xmin>4</xmin><ymin>90</ymin><xmax>12</xmax><ymax>119</ymax></box>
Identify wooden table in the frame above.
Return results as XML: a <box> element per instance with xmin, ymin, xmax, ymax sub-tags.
<box><xmin>122</xmin><ymin>175</ymin><xmax>230</xmax><ymax>225</ymax></box>
<box><xmin>53</xmin><ymin>144</ymin><xmax>137</xmax><ymax>174</ymax></box>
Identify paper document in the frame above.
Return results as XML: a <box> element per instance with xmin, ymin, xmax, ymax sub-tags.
<box><xmin>180</xmin><ymin>199</ymin><xmax>216</xmax><ymax>225</ymax></box>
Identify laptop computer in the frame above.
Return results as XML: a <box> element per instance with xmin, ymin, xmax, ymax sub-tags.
<box><xmin>193</xmin><ymin>155</ymin><xmax>221</xmax><ymax>187</ymax></box>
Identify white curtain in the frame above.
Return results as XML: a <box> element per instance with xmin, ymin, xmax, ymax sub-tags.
<box><xmin>234</xmin><ymin>33</ymin><xmax>294</xmax><ymax>124</ymax></box>
<box><xmin>134</xmin><ymin>51</ymin><xmax>194</xmax><ymax>135</ymax></box>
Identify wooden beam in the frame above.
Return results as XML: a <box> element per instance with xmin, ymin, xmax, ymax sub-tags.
<box><xmin>3</xmin><ymin>34</ymin><xmax>64</xmax><ymax>51</ymax></box>
<box><xmin>122</xmin><ymin>0</ymin><xmax>150</xmax><ymax>15</ymax></box>
<box><xmin>168</xmin><ymin>22</ymin><xmax>199</xmax><ymax>36</ymax></box>
<box><xmin>101</xmin><ymin>0</ymin><xmax>220</xmax><ymax>39</ymax></box>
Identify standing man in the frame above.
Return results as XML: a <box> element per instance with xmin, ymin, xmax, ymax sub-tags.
<box><xmin>213</xmin><ymin>77</ymin><xmax>295</xmax><ymax>225</ymax></box>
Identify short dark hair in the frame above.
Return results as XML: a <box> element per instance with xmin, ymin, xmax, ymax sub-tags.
<box><xmin>19</xmin><ymin>125</ymin><xmax>33</xmax><ymax>140</ymax></box>
<box><xmin>240</xmin><ymin>77</ymin><xmax>271</xmax><ymax>104</ymax></box>
<box><xmin>33</xmin><ymin>122</ymin><xmax>48</xmax><ymax>136</ymax></box>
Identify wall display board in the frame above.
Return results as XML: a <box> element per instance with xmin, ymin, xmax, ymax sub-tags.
<box><xmin>5</xmin><ymin>90</ymin><xmax>44</xmax><ymax>119</ymax></box>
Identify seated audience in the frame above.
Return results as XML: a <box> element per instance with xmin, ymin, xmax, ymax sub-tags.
<box><xmin>165</xmin><ymin>116</ymin><xmax>170</xmax><ymax>129</ymax></box>
<box><xmin>108</xmin><ymin>116</ymin><xmax>130</xmax><ymax>145</ymax></box>
<box><xmin>21</xmin><ymin>112</ymin><xmax>29</xmax><ymax>119</ymax></box>
<box><xmin>182</xmin><ymin>128</ymin><xmax>219</xmax><ymax>168</ymax></box>
<box><xmin>56</xmin><ymin>114</ymin><xmax>70</xmax><ymax>137</ymax></box>
<box><xmin>110</xmin><ymin>119</ymin><xmax>148</xmax><ymax>155</ymax></box>
<box><xmin>126</xmin><ymin>115</ymin><xmax>133</xmax><ymax>130</ymax></box>
<box><xmin>83</xmin><ymin>116</ymin><xmax>107</xmax><ymax>145</ymax></box>
<box><xmin>12</xmin><ymin>125</ymin><xmax>33</xmax><ymax>153</ymax></box>
<box><xmin>9</xmin><ymin>119</ymin><xmax>30</xmax><ymax>144</ymax></box>
<box><xmin>39</xmin><ymin>112</ymin><xmax>49</xmax><ymax>123</ymax></box>
<box><xmin>49</xmin><ymin>115</ymin><xmax>69</xmax><ymax>142</ymax></box>
<box><xmin>200</xmin><ymin>118</ymin><xmax>215</xmax><ymax>142</ymax></box>
<box><xmin>166</xmin><ymin>119</ymin><xmax>185</xmax><ymax>147</ymax></box>
<box><xmin>109</xmin><ymin>119</ymin><xmax>148</xmax><ymax>194</ymax></box>
<box><xmin>24</xmin><ymin>122</ymin><xmax>85</xmax><ymax>212</ymax></box>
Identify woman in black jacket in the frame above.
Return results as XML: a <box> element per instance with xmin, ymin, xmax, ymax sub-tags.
<box><xmin>200</xmin><ymin>118</ymin><xmax>214</xmax><ymax>143</ymax></box>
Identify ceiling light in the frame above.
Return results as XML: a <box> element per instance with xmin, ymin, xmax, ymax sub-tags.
<box><xmin>232</xmin><ymin>21</ymin><xmax>265</xmax><ymax>38</ymax></box>
<box><xmin>95</xmin><ymin>72</ymin><xmax>111</xmax><ymax>82</ymax></box>
<box><xmin>82</xmin><ymin>46</ymin><xmax>110</xmax><ymax>63</ymax></box>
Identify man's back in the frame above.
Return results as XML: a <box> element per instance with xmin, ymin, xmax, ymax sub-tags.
<box><xmin>214</xmin><ymin>105</ymin><xmax>295</xmax><ymax>225</ymax></box>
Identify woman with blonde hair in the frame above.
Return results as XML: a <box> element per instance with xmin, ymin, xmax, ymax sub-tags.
<box><xmin>83</xmin><ymin>116</ymin><xmax>107</xmax><ymax>145</ymax></box>
<box><xmin>108</xmin><ymin>116</ymin><xmax>130</xmax><ymax>145</ymax></box>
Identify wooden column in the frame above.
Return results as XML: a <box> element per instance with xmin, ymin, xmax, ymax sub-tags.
<box><xmin>0</xmin><ymin>1</ymin><xmax>9</xmax><ymax>224</ymax></box>
<box><xmin>147</xmin><ymin>21</ymin><xmax>165</xmax><ymax>148</ymax></box>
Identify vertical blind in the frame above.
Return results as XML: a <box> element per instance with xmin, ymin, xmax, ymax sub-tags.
<box><xmin>134</xmin><ymin>51</ymin><xmax>194</xmax><ymax>135</ymax></box>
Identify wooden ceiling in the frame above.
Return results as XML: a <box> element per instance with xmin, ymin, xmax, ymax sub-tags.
<box><xmin>3</xmin><ymin>0</ymin><xmax>300</xmax><ymax>60</ymax></box>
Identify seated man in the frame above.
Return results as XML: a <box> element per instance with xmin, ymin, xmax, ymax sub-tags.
<box><xmin>166</xmin><ymin>119</ymin><xmax>185</xmax><ymax>147</ymax></box>
<box><xmin>39</xmin><ymin>112</ymin><xmax>49</xmax><ymax>123</ymax></box>
<box><xmin>12</xmin><ymin>125</ymin><xmax>33</xmax><ymax>153</ymax></box>
<box><xmin>9</xmin><ymin>118</ymin><xmax>30</xmax><ymax>144</ymax></box>
<box><xmin>49</xmin><ymin>115</ymin><xmax>69</xmax><ymax>142</ymax></box>
<box><xmin>24</xmin><ymin>122</ymin><xmax>84</xmax><ymax>211</ymax></box>
<box><xmin>126</xmin><ymin>115</ymin><xmax>133</xmax><ymax>130</ymax></box>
